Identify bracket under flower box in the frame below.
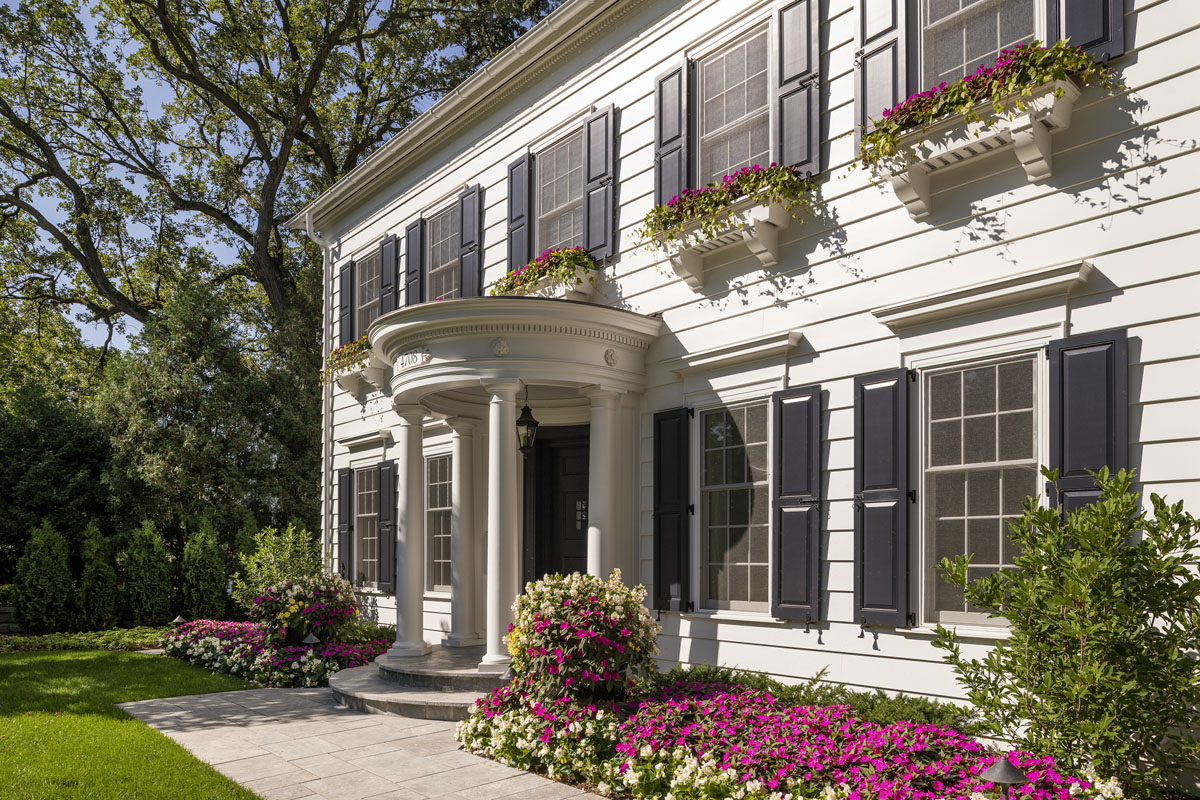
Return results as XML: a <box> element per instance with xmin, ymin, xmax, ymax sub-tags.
<box><xmin>659</xmin><ymin>198</ymin><xmax>792</xmax><ymax>290</ymax></box>
<box><xmin>878</xmin><ymin>79</ymin><xmax>1081</xmax><ymax>221</ymax></box>
<box><xmin>525</xmin><ymin>265</ymin><xmax>598</xmax><ymax>301</ymax></box>
<box><xmin>332</xmin><ymin>353</ymin><xmax>389</xmax><ymax>399</ymax></box>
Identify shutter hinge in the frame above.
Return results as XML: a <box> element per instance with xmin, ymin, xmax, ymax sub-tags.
<box><xmin>686</xmin><ymin>407</ymin><xmax>695</xmax><ymax>418</ymax></box>
<box><xmin>907</xmin><ymin>368</ymin><xmax>917</xmax><ymax>382</ymax></box>
<box><xmin>796</xmin><ymin>73</ymin><xmax>820</xmax><ymax>90</ymax></box>
<box><xmin>907</xmin><ymin>612</ymin><xmax>917</xmax><ymax>627</ymax></box>
<box><xmin>907</xmin><ymin>490</ymin><xmax>917</xmax><ymax>504</ymax></box>
<box><xmin>687</xmin><ymin>504</ymin><xmax>695</xmax><ymax>516</ymax></box>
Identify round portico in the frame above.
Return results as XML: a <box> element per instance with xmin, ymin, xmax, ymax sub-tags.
<box><xmin>367</xmin><ymin>297</ymin><xmax>662</xmax><ymax>671</ymax></box>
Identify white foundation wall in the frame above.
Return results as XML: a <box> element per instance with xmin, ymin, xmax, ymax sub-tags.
<box><xmin>320</xmin><ymin>0</ymin><xmax>1200</xmax><ymax>698</ymax></box>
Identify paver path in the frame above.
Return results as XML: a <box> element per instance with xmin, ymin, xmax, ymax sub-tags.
<box><xmin>120</xmin><ymin>687</ymin><xmax>602</xmax><ymax>800</ymax></box>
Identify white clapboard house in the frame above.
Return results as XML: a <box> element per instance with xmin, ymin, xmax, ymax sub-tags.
<box><xmin>287</xmin><ymin>0</ymin><xmax>1199</xmax><ymax>697</ymax></box>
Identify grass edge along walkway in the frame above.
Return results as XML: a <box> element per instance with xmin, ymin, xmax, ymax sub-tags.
<box><xmin>0</xmin><ymin>649</ymin><xmax>260</xmax><ymax>800</ymax></box>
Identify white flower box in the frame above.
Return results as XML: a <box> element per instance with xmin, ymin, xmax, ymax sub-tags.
<box><xmin>654</xmin><ymin>196</ymin><xmax>792</xmax><ymax>290</ymax></box>
<box><xmin>524</xmin><ymin>265</ymin><xmax>598</xmax><ymax>301</ymax></box>
<box><xmin>332</xmin><ymin>352</ymin><xmax>388</xmax><ymax>399</ymax></box>
<box><xmin>876</xmin><ymin>79</ymin><xmax>1082</xmax><ymax>220</ymax></box>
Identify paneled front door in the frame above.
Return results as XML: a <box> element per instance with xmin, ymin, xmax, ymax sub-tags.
<box><xmin>523</xmin><ymin>426</ymin><xmax>590</xmax><ymax>583</ymax></box>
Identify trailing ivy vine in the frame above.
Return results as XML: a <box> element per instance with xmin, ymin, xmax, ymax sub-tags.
<box><xmin>489</xmin><ymin>247</ymin><xmax>598</xmax><ymax>296</ymax></box>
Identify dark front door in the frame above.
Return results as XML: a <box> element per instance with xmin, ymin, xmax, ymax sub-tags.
<box><xmin>523</xmin><ymin>426</ymin><xmax>590</xmax><ymax>583</ymax></box>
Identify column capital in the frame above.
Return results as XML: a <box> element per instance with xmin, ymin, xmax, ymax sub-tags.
<box><xmin>481</xmin><ymin>380</ymin><xmax>522</xmax><ymax>399</ymax></box>
<box><xmin>585</xmin><ymin>386</ymin><xmax>623</xmax><ymax>405</ymax></box>
<box><xmin>445</xmin><ymin>416</ymin><xmax>480</xmax><ymax>435</ymax></box>
<box><xmin>394</xmin><ymin>403</ymin><xmax>427</xmax><ymax>424</ymax></box>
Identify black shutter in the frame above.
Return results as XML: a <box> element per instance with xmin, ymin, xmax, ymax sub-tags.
<box><xmin>855</xmin><ymin>0</ymin><xmax>909</xmax><ymax>138</ymax></box>
<box><xmin>379</xmin><ymin>235</ymin><xmax>398</xmax><ymax>314</ymax></box>
<box><xmin>583</xmin><ymin>105</ymin><xmax>616</xmax><ymax>260</ymax></box>
<box><xmin>1048</xmin><ymin>328</ymin><xmax>1128</xmax><ymax>511</ymax></box>
<box><xmin>653</xmin><ymin>407</ymin><xmax>691</xmax><ymax>611</ymax></box>
<box><xmin>853</xmin><ymin>368</ymin><xmax>910</xmax><ymax>627</ymax></box>
<box><xmin>777</xmin><ymin>0</ymin><xmax>820</xmax><ymax>176</ymax></box>
<box><xmin>772</xmin><ymin>384</ymin><xmax>821</xmax><ymax>621</ymax></box>
<box><xmin>507</xmin><ymin>153</ymin><xmax>533</xmax><ymax>270</ymax></box>
<box><xmin>404</xmin><ymin>219</ymin><xmax>424</xmax><ymax>307</ymax></box>
<box><xmin>1051</xmin><ymin>0</ymin><xmax>1124</xmax><ymax>62</ymax></box>
<box><xmin>458</xmin><ymin>184</ymin><xmax>483</xmax><ymax>297</ymax></box>
<box><xmin>377</xmin><ymin>460</ymin><xmax>397</xmax><ymax>593</ymax></box>
<box><xmin>654</xmin><ymin>62</ymin><xmax>689</xmax><ymax>206</ymax></box>
<box><xmin>337</xmin><ymin>262</ymin><xmax>355</xmax><ymax>346</ymax></box>
<box><xmin>337</xmin><ymin>468</ymin><xmax>354</xmax><ymax>581</ymax></box>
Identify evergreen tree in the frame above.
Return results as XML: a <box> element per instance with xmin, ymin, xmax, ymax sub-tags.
<box><xmin>125</xmin><ymin>520</ymin><xmax>172</xmax><ymax>626</ymax></box>
<box><xmin>180</xmin><ymin>519</ymin><xmax>226</xmax><ymax>621</ymax></box>
<box><xmin>78</xmin><ymin>521</ymin><xmax>119</xmax><ymax>630</ymax></box>
<box><xmin>14</xmin><ymin>520</ymin><xmax>72</xmax><ymax>631</ymax></box>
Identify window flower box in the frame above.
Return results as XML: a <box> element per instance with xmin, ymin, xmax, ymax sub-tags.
<box><xmin>656</xmin><ymin>195</ymin><xmax>792</xmax><ymax>290</ymax></box>
<box><xmin>490</xmin><ymin>247</ymin><xmax>598</xmax><ymax>300</ymax></box>
<box><xmin>323</xmin><ymin>336</ymin><xmax>388</xmax><ymax>398</ymax></box>
<box><xmin>877</xmin><ymin>78</ymin><xmax>1081</xmax><ymax>220</ymax></box>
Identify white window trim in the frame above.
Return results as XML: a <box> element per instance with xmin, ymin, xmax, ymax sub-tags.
<box><xmin>906</xmin><ymin>332</ymin><xmax>1052</xmax><ymax>634</ymax></box>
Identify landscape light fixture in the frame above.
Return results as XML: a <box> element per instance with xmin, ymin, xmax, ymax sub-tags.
<box><xmin>981</xmin><ymin>753</ymin><xmax>1031</xmax><ymax>799</ymax></box>
<box><xmin>171</xmin><ymin>615</ymin><xmax>186</xmax><ymax>626</ymax></box>
<box><xmin>302</xmin><ymin>633</ymin><xmax>321</xmax><ymax>646</ymax></box>
<box><xmin>516</xmin><ymin>385</ymin><xmax>540</xmax><ymax>456</ymax></box>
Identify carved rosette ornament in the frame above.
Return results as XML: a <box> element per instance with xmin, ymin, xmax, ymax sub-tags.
<box><xmin>604</xmin><ymin>348</ymin><xmax>617</xmax><ymax>366</ymax></box>
<box><xmin>491</xmin><ymin>337</ymin><xmax>510</xmax><ymax>357</ymax></box>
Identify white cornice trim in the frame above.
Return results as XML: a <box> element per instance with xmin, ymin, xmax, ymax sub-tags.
<box><xmin>872</xmin><ymin>262</ymin><xmax>1094</xmax><ymax>331</ymax></box>
<box><xmin>336</xmin><ymin>428</ymin><xmax>394</xmax><ymax>449</ymax></box>
<box><xmin>666</xmin><ymin>330</ymin><xmax>803</xmax><ymax>376</ymax></box>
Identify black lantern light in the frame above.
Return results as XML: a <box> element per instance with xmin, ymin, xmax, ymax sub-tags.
<box><xmin>516</xmin><ymin>385</ymin><xmax>539</xmax><ymax>456</ymax></box>
<box><xmin>982</xmin><ymin>753</ymin><xmax>1031</xmax><ymax>799</ymax></box>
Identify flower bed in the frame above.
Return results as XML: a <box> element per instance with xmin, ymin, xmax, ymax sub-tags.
<box><xmin>639</xmin><ymin>164</ymin><xmax>814</xmax><ymax>245</ymax></box>
<box><xmin>457</xmin><ymin>679</ymin><xmax>1124</xmax><ymax>800</ymax></box>
<box><xmin>249</xmin><ymin>575</ymin><xmax>360</xmax><ymax>645</ymax></box>
<box><xmin>858</xmin><ymin>41</ymin><xmax>1119</xmax><ymax>170</ymax></box>
<box><xmin>162</xmin><ymin>618</ymin><xmax>388</xmax><ymax>688</ymax></box>
<box><xmin>490</xmin><ymin>247</ymin><xmax>598</xmax><ymax>297</ymax></box>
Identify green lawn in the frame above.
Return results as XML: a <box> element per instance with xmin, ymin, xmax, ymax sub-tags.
<box><xmin>0</xmin><ymin>650</ymin><xmax>260</xmax><ymax>799</ymax></box>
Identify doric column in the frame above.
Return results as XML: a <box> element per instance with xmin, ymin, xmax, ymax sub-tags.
<box><xmin>480</xmin><ymin>382</ymin><xmax>521</xmax><ymax>672</ymax></box>
<box><xmin>389</xmin><ymin>405</ymin><xmax>430</xmax><ymax>658</ymax></box>
<box><xmin>443</xmin><ymin>417</ymin><xmax>482</xmax><ymax>646</ymax></box>
<box><xmin>587</xmin><ymin>388</ymin><xmax>622</xmax><ymax>579</ymax></box>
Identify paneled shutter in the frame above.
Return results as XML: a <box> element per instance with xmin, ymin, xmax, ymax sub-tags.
<box><xmin>1048</xmin><ymin>328</ymin><xmax>1128</xmax><ymax>511</ymax></box>
<box><xmin>507</xmin><ymin>154</ymin><xmax>533</xmax><ymax>270</ymax></box>
<box><xmin>458</xmin><ymin>184</ymin><xmax>483</xmax><ymax>297</ymax></box>
<box><xmin>772</xmin><ymin>384</ymin><xmax>821</xmax><ymax>621</ymax></box>
<box><xmin>583</xmin><ymin>105</ymin><xmax>616</xmax><ymax>260</ymax></box>
<box><xmin>337</xmin><ymin>468</ymin><xmax>354</xmax><ymax>581</ymax></box>
<box><xmin>377</xmin><ymin>460</ymin><xmax>397</xmax><ymax>593</ymax></box>
<box><xmin>777</xmin><ymin>0</ymin><xmax>820</xmax><ymax>176</ymax></box>
<box><xmin>404</xmin><ymin>219</ymin><xmax>425</xmax><ymax>307</ymax></box>
<box><xmin>654</xmin><ymin>62</ymin><xmax>689</xmax><ymax>207</ymax></box>
<box><xmin>852</xmin><ymin>368</ymin><xmax>910</xmax><ymax>627</ymax></box>
<box><xmin>1052</xmin><ymin>0</ymin><xmax>1125</xmax><ymax>62</ymax></box>
<box><xmin>379</xmin><ymin>235</ymin><xmax>398</xmax><ymax>314</ymax></box>
<box><xmin>653</xmin><ymin>407</ymin><xmax>691</xmax><ymax>611</ymax></box>
<box><xmin>855</xmin><ymin>0</ymin><xmax>909</xmax><ymax>139</ymax></box>
<box><xmin>337</xmin><ymin>262</ymin><xmax>354</xmax><ymax>346</ymax></box>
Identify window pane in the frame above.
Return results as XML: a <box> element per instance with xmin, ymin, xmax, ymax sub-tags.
<box><xmin>922</xmin><ymin>0</ymin><xmax>1037</xmax><ymax>87</ymax></box>
<box><xmin>962</xmin><ymin>366</ymin><xmax>996</xmax><ymax>415</ymax></box>
<box><xmin>929</xmin><ymin>372</ymin><xmax>961</xmax><ymax>420</ymax></box>
<box><xmin>930</xmin><ymin>420</ymin><xmax>962</xmax><ymax>466</ymax></box>
<box><xmin>962</xmin><ymin>415</ymin><xmax>996</xmax><ymax>464</ymax></box>
<box><xmin>967</xmin><ymin>517</ymin><xmax>1001</xmax><ymax>564</ymax></box>
<box><xmin>998</xmin><ymin>411</ymin><xmax>1033</xmax><ymax>461</ymax></box>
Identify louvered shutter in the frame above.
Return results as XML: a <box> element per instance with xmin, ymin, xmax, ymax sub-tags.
<box><xmin>507</xmin><ymin>154</ymin><xmax>533</xmax><ymax>270</ymax></box>
<box><xmin>853</xmin><ymin>368</ymin><xmax>910</xmax><ymax>627</ymax></box>
<box><xmin>1052</xmin><ymin>0</ymin><xmax>1125</xmax><ymax>62</ymax></box>
<box><xmin>583</xmin><ymin>105</ymin><xmax>616</xmax><ymax>260</ymax></box>
<box><xmin>379</xmin><ymin>235</ymin><xmax>398</xmax><ymax>314</ymax></box>
<box><xmin>654</xmin><ymin>62</ymin><xmax>689</xmax><ymax>207</ymax></box>
<box><xmin>377</xmin><ymin>460</ymin><xmax>397</xmax><ymax>593</ymax></box>
<box><xmin>337</xmin><ymin>262</ymin><xmax>354</xmax><ymax>346</ymax></box>
<box><xmin>1048</xmin><ymin>328</ymin><xmax>1128</xmax><ymax>511</ymax></box>
<box><xmin>653</xmin><ymin>407</ymin><xmax>691</xmax><ymax>611</ymax></box>
<box><xmin>404</xmin><ymin>219</ymin><xmax>424</xmax><ymax>307</ymax></box>
<box><xmin>777</xmin><ymin>0</ymin><xmax>820</xmax><ymax>176</ymax></box>
<box><xmin>772</xmin><ymin>384</ymin><xmax>821</xmax><ymax>621</ymax></box>
<box><xmin>337</xmin><ymin>468</ymin><xmax>354</xmax><ymax>581</ymax></box>
<box><xmin>855</xmin><ymin>0</ymin><xmax>909</xmax><ymax>139</ymax></box>
<box><xmin>458</xmin><ymin>184</ymin><xmax>483</xmax><ymax>297</ymax></box>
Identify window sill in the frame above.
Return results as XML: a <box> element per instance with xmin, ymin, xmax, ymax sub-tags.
<box><xmin>900</xmin><ymin>624</ymin><xmax>1010</xmax><ymax>642</ymax></box>
<box><xmin>657</xmin><ymin>197</ymin><xmax>792</xmax><ymax>290</ymax></box>
<box><xmin>875</xmin><ymin>78</ymin><xmax>1081</xmax><ymax>220</ymax></box>
<box><xmin>680</xmin><ymin>609</ymin><xmax>788</xmax><ymax>626</ymax></box>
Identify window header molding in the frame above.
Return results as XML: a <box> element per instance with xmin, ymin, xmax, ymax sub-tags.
<box><xmin>873</xmin><ymin>261</ymin><xmax>1093</xmax><ymax>331</ymax></box>
<box><xmin>336</xmin><ymin>428</ymin><xmax>394</xmax><ymax>450</ymax></box>
<box><xmin>667</xmin><ymin>330</ymin><xmax>803</xmax><ymax>376</ymax></box>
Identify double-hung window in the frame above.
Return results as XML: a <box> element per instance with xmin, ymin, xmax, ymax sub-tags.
<box><xmin>536</xmin><ymin>132</ymin><xmax>585</xmax><ymax>254</ymax></box>
<box><xmin>922</xmin><ymin>354</ymin><xmax>1038</xmax><ymax>625</ymax></box>
<box><xmin>425</xmin><ymin>454</ymin><xmax>452</xmax><ymax>593</ymax></box>
<box><xmin>355</xmin><ymin>466</ymin><xmax>380</xmax><ymax>587</ymax></box>
<box><xmin>698</xmin><ymin>26</ymin><xmax>770</xmax><ymax>187</ymax></box>
<box><xmin>920</xmin><ymin>0</ymin><xmax>1039</xmax><ymax>88</ymax></box>
<box><xmin>426</xmin><ymin>206</ymin><xmax>460</xmax><ymax>301</ymax></box>
<box><xmin>356</xmin><ymin>250</ymin><xmax>381</xmax><ymax>336</ymax></box>
<box><xmin>700</xmin><ymin>400</ymin><xmax>770</xmax><ymax>612</ymax></box>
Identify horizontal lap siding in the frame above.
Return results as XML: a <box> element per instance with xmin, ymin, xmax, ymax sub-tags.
<box><xmin>324</xmin><ymin>0</ymin><xmax>1200</xmax><ymax>700</ymax></box>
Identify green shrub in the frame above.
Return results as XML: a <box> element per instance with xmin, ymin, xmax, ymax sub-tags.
<box><xmin>0</xmin><ymin>626</ymin><xmax>169</xmax><ymax>653</ymax></box>
<box><xmin>78</xmin><ymin>521</ymin><xmax>118</xmax><ymax>630</ymax></box>
<box><xmin>180</xmin><ymin>519</ymin><xmax>226</xmax><ymax>620</ymax></box>
<box><xmin>0</xmin><ymin>583</ymin><xmax>15</xmax><ymax>607</ymax></box>
<box><xmin>934</xmin><ymin>468</ymin><xmax>1200</xmax><ymax>797</ymax></box>
<box><xmin>125</xmin><ymin>521</ymin><xmax>172</xmax><ymax>626</ymax></box>
<box><xmin>230</xmin><ymin>522</ymin><xmax>322</xmax><ymax>611</ymax></box>
<box><xmin>13</xmin><ymin>521</ymin><xmax>72</xmax><ymax>632</ymax></box>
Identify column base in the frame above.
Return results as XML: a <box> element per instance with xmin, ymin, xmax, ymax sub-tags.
<box><xmin>477</xmin><ymin>654</ymin><xmax>511</xmax><ymax>673</ymax></box>
<box><xmin>386</xmin><ymin>641</ymin><xmax>431</xmax><ymax>659</ymax></box>
<box><xmin>441</xmin><ymin>635</ymin><xmax>485</xmax><ymax>647</ymax></box>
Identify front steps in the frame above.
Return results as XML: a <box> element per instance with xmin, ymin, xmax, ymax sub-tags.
<box><xmin>330</xmin><ymin>644</ymin><xmax>506</xmax><ymax>722</ymax></box>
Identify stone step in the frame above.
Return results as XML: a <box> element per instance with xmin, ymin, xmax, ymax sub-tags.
<box><xmin>330</xmin><ymin>663</ymin><xmax>484</xmax><ymax>722</ymax></box>
<box><xmin>376</xmin><ymin>647</ymin><xmax>508</xmax><ymax>693</ymax></box>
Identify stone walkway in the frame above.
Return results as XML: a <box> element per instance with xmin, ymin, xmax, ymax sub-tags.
<box><xmin>120</xmin><ymin>687</ymin><xmax>602</xmax><ymax>800</ymax></box>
